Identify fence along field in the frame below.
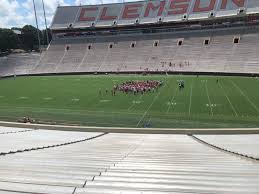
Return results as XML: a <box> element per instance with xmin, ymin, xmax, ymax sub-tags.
<box><xmin>0</xmin><ymin>75</ymin><xmax>258</xmax><ymax>128</ymax></box>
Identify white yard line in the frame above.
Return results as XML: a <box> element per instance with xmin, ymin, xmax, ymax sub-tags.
<box><xmin>230</xmin><ymin>80</ymin><xmax>259</xmax><ymax>113</ymax></box>
<box><xmin>219</xmin><ymin>82</ymin><xmax>238</xmax><ymax>117</ymax></box>
<box><xmin>72</xmin><ymin>98</ymin><xmax>80</xmax><ymax>102</ymax></box>
<box><xmin>147</xmin><ymin>117</ymin><xmax>152</xmax><ymax>125</ymax></box>
<box><xmin>127</xmin><ymin>95</ymin><xmax>143</xmax><ymax>111</ymax></box>
<box><xmin>205</xmin><ymin>82</ymin><xmax>213</xmax><ymax>116</ymax></box>
<box><xmin>19</xmin><ymin>97</ymin><xmax>29</xmax><ymax>100</ymax></box>
<box><xmin>43</xmin><ymin>97</ymin><xmax>53</xmax><ymax>101</ymax></box>
<box><xmin>189</xmin><ymin>84</ymin><xmax>193</xmax><ymax>116</ymax></box>
<box><xmin>136</xmin><ymin>91</ymin><xmax>161</xmax><ymax>128</ymax></box>
<box><xmin>166</xmin><ymin>89</ymin><xmax>178</xmax><ymax>114</ymax></box>
<box><xmin>127</xmin><ymin>102</ymin><xmax>136</xmax><ymax>112</ymax></box>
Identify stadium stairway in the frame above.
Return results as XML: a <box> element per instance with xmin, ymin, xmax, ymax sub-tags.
<box><xmin>0</xmin><ymin>128</ymin><xmax>258</xmax><ymax>193</ymax></box>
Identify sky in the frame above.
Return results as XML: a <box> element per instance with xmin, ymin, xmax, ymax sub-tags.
<box><xmin>0</xmin><ymin>0</ymin><xmax>138</xmax><ymax>29</ymax></box>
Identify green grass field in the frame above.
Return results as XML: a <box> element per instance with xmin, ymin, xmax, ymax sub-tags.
<box><xmin>0</xmin><ymin>74</ymin><xmax>258</xmax><ymax>128</ymax></box>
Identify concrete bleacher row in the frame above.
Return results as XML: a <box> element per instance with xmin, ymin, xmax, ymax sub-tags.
<box><xmin>196</xmin><ymin>134</ymin><xmax>259</xmax><ymax>159</ymax></box>
<box><xmin>29</xmin><ymin>26</ymin><xmax>259</xmax><ymax>75</ymax></box>
<box><xmin>0</xmin><ymin>129</ymin><xmax>100</xmax><ymax>154</ymax></box>
<box><xmin>0</xmin><ymin>53</ymin><xmax>40</xmax><ymax>77</ymax></box>
<box><xmin>0</xmin><ymin>127</ymin><xmax>32</xmax><ymax>134</ymax></box>
<box><xmin>1</xmin><ymin>27</ymin><xmax>259</xmax><ymax>76</ymax></box>
<box><xmin>0</xmin><ymin>128</ymin><xmax>258</xmax><ymax>193</ymax></box>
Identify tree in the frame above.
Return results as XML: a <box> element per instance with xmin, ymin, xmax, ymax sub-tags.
<box><xmin>0</xmin><ymin>28</ymin><xmax>20</xmax><ymax>52</ymax></box>
<box><xmin>21</xmin><ymin>25</ymin><xmax>43</xmax><ymax>51</ymax></box>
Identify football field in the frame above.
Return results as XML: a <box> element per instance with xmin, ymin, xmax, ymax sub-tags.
<box><xmin>0</xmin><ymin>74</ymin><xmax>258</xmax><ymax>128</ymax></box>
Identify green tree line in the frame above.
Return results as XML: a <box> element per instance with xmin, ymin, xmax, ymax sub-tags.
<box><xmin>0</xmin><ymin>25</ymin><xmax>52</xmax><ymax>53</ymax></box>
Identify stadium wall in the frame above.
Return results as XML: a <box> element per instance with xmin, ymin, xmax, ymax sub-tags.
<box><xmin>0</xmin><ymin>121</ymin><xmax>259</xmax><ymax>134</ymax></box>
<box><xmin>51</xmin><ymin>0</ymin><xmax>259</xmax><ymax>29</ymax></box>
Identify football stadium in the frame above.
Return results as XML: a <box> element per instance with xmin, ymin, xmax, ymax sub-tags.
<box><xmin>0</xmin><ymin>0</ymin><xmax>259</xmax><ymax>193</ymax></box>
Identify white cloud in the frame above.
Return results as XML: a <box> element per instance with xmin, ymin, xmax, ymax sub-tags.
<box><xmin>0</xmin><ymin>0</ymin><xmax>21</xmax><ymax>28</ymax></box>
<box><xmin>21</xmin><ymin>0</ymin><xmax>68</xmax><ymax>29</ymax></box>
<box><xmin>0</xmin><ymin>0</ymin><xmax>67</xmax><ymax>29</ymax></box>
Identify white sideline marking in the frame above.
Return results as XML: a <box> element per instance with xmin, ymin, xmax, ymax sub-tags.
<box><xmin>189</xmin><ymin>84</ymin><xmax>193</xmax><ymax>116</ymax></box>
<box><xmin>136</xmin><ymin>91</ymin><xmax>161</xmax><ymax>127</ymax></box>
<box><xmin>219</xmin><ymin>82</ymin><xmax>238</xmax><ymax>117</ymax></box>
<box><xmin>72</xmin><ymin>98</ymin><xmax>80</xmax><ymax>102</ymax></box>
<box><xmin>0</xmin><ymin>105</ymin><xmax>143</xmax><ymax>116</ymax></box>
<box><xmin>205</xmin><ymin>82</ymin><xmax>213</xmax><ymax>116</ymax></box>
<box><xmin>100</xmin><ymin>100</ymin><xmax>111</xmax><ymax>103</ymax></box>
<box><xmin>43</xmin><ymin>97</ymin><xmax>53</xmax><ymax>101</ymax></box>
<box><xmin>230</xmin><ymin>80</ymin><xmax>259</xmax><ymax>113</ymax></box>
<box><xmin>19</xmin><ymin>97</ymin><xmax>29</xmax><ymax>100</ymax></box>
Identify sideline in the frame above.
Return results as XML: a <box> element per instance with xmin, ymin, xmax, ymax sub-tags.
<box><xmin>0</xmin><ymin>121</ymin><xmax>259</xmax><ymax>135</ymax></box>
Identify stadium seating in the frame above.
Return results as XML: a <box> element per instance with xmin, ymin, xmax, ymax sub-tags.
<box><xmin>0</xmin><ymin>129</ymin><xmax>100</xmax><ymax>153</ymax></box>
<box><xmin>42</xmin><ymin>27</ymin><xmax>259</xmax><ymax>75</ymax></box>
<box><xmin>1</xmin><ymin>26</ymin><xmax>259</xmax><ymax>76</ymax></box>
<box><xmin>0</xmin><ymin>53</ymin><xmax>40</xmax><ymax>77</ymax></box>
<box><xmin>0</xmin><ymin>127</ymin><xmax>29</xmax><ymax>134</ymax></box>
<box><xmin>0</xmin><ymin>128</ymin><xmax>259</xmax><ymax>193</ymax></box>
<box><xmin>196</xmin><ymin>134</ymin><xmax>259</xmax><ymax>159</ymax></box>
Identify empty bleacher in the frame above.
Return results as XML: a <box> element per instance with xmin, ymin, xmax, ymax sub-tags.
<box><xmin>0</xmin><ymin>127</ymin><xmax>32</xmax><ymax>134</ymax></box>
<box><xmin>1</xmin><ymin>26</ymin><xmax>259</xmax><ymax>76</ymax></box>
<box><xmin>0</xmin><ymin>127</ymin><xmax>259</xmax><ymax>193</ymax></box>
<box><xmin>196</xmin><ymin>134</ymin><xmax>259</xmax><ymax>159</ymax></box>
<box><xmin>0</xmin><ymin>129</ymin><xmax>100</xmax><ymax>153</ymax></box>
<box><xmin>0</xmin><ymin>53</ymin><xmax>40</xmax><ymax>77</ymax></box>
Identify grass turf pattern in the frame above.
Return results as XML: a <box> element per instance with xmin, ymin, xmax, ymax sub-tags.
<box><xmin>0</xmin><ymin>75</ymin><xmax>258</xmax><ymax>128</ymax></box>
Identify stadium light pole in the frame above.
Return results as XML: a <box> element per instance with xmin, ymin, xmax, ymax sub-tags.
<box><xmin>33</xmin><ymin>0</ymin><xmax>41</xmax><ymax>51</ymax></box>
<box><xmin>41</xmin><ymin>0</ymin><xmax>50</xmax><ymax>45</ymax></box>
